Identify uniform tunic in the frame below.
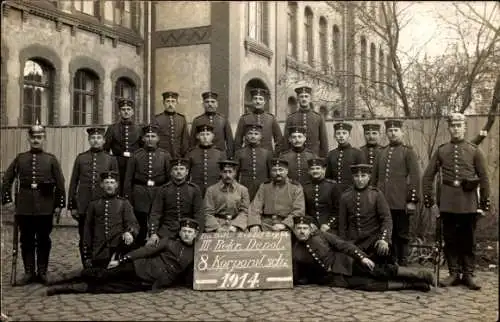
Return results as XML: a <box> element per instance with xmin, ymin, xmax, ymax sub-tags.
<box><xmin>68</xmin><ymin>149</ymin><xmax>119</xmax><ymax>214</ymax></box>
<box><xmin>123</xmin><ymin>147</ymin><xmax>172</xmax><ymax>214</ymax></box>
<box><xmin>283</xmin><ymin>108</ymin><xmax>329</xmax><ymax>157</ymax></box>
<box><xmin>190</xmin><ymin>112</ymin><xmax>234</xmax><ymax>158</ymax></box>
<box><xmin>303</xmin><ymin>178</ymin><xmax>342</xmax><ymax>231</ymax></box>
<box><xmin>186</xmin><ymin>145</ymin><xmax>227</xmax><ymax>196</ymax></box>
<box><xmin>82</xmin><ymin>196</ymin><xmax>139</xmax><ymax>264</ymax></box>
<box><xmin>204</xmin><ymin>181</ymin><xmax>250</xmax><ymax>232</ymax></box>
<box><xmin>234</xmin><ymin>145</ymin><xmax>273</xmax><ymax>200</ymax></box>
<box><xmin>325</xmin><ymin>144</ymin><xmax>365</xmax><ymax>192</ymax></box>
<box><xmin>152</xmin><ymin>111</ymin><xmax>190</xmax><ymax>158</ymax></box>
<box><xmin>149</xmin><ymin>181</ymin><xmax>204</xmax><ymax>238</ymax></box>
<box><xmin>371</xmin><ymin>142</ymin><xmax>421</xmax><ymax>210</ymax></box>
<box><xmin>360</xmin><ymin>144</ymin><xmax>383</xmax><ymax>166</ymax></box>
<box><xmin>248</xmin><ymin>179</ymin><xmax>305</xmax><ymax>229</ymax></box>
<box><xmin>279</xmin><ymin>147</ymin><xmax>317</xmax><ymax>186</ymax></box>
<box><xmin>338</xmin><ymin>187</ymin><xmax>392</xmax><ymax>251</ymax></box>
<box><xmin>234</xmin><ymin>110</ymin><xmax>283</xmax><ymax>154</ymax></box>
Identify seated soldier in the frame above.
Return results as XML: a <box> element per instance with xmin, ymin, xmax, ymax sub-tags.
<box><xmin>46</xmin><ymin>218</ymin><xmax>200</xmax><ymax>295</ymax></box>
<box><xmin>338</xmin><ymin>164</ymin><xmax>393</xmax><ymax>264</ymax></box>
<box><xmin>82</xmin><ymin>171</ymin><xmax>139</xmax><ymax>270</ymax></box>
<box><xmin>248</xmin><ymin>158</ymin><xmax>305</xmax><ymax>232</ymax></box>
<box><xmin>204</xmin><ymin>160</ymin><xmax>250</xmax><ymax>232</ymax></box>
<box><xmin>292</xmin><ymin>216</ymin><xmax>435</xmax><ymax>292</ymax></box>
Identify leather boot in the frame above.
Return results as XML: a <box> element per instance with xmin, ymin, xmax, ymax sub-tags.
<box><xmin>462</xmin><ymin>253</ymin><xmax>480</xmax><ymax>290</ymax></box>
<box><xmin>37</xmin><ymin>246</ymin><xmax>51</xmax><ymax>285</ymax></box>
<box><xmin>46</xmin><ymin>282</ymin><xmax>88</xmax><ymax>296</ymax></box>
<box><xmin>439</xmin><ymin>272</ymin><xmax>461</xmax><ymax>287</ymax></box>
<box><xmin>396</xmin><ymin>266</ymin><xmax>436</xmax><ymax>286</ymax></box>
<box><xmin>387</xmin><ymin>281</ymin><xmax>431</xmax><ymax>292</ymax></box>
<box><xmin>18</xmin><ymin>249</ymin><xmax>36</xmax><ymax>286</ymax></box>
<box><xmin>17</xmin><ymin>273</ymin><xmax>37</xmax><ymax>286</ymax></box>
<box><xmin>462</xmin><ymin>274</ymin><xmax>481</xmax><ymax>291</ymax></box>
<box><xmin>398</xmin><ymin>242</ymin><xmax>409</xmax><ymax>266</ymax></box>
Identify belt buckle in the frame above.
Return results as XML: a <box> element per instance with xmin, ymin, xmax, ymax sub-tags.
<box><xmin>123</xmin><ymin>151</ymin><xmax>131</xmax><ymax>157</ymax></box>
<box><xmin>31</xmin><ymin>183</ymin><xmax>38</xmax><ymax>189</ymax></box>
<box><xmin>147</xmin><ymin>180</ymin><xmax>155</xmax><ymax>187</ymax></box>
<box><xmin>453</xmin><ymin>180</ymin><xmax>461</xmax><ymax>187</ymax></box>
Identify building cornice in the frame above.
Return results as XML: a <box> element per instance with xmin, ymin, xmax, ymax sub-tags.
<box><xmin>286</xmin><ymin>56</ymin><xmax>339</xmax><ymax>87</ymax></box>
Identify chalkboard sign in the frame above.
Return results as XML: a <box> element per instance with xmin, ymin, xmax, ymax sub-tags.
<box><xmin>193</xmin><ymin>231</ymin><xmax>293</xmax><ymax>291</ymax></box>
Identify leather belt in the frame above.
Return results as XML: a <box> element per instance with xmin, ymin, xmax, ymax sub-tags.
<box><xmin>133</xmin><ymin>179</ymin><xmax>166</xmax><ymax>187</ymax></box>
<box><xmin>442</xmin><ymin>179</ymin><xmax>462</xmax><ymax>187</ymax></box>
<box><xmin>19</xmin><ymin>183</ymin><xmax>53</xmax><ymax>189</ymax></box>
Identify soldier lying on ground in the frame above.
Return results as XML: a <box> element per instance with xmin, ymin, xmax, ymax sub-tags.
<box><xmin>292</xmin><ymin>216</ymin><xmax>436</xmax><ymax>292</ymax></box>
<box><xmin>46</xmin><ymin>218</ymin><xmax>200</xmax><ymax>295</ymax></box>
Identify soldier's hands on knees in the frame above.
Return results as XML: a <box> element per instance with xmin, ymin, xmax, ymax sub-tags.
<box><xmin>3</xmin><ymin>202</ymin><xmax>15</xmax><ymax>211</ymax></box>
<box><xmin>228</xmin><ymin>225</ymin><xmax>238</xmax><ymax>232</ymax></box>
<box><xmin>476</xmin><ymin>209</ymin><xmax>486</xmax><ymax>217</ymax></box>
<box><xmin>320</xmin><ymin>224</ymin><xmax>330</xmax><ymax>232</ymax></box>
<box><xmin>375</xmin><ymin>240</ymin><xmax>389</xmax><ymax>256</ymax></box>
<box><xmin>123</xmin><ymin>232</ymin><xmax>134</xmax><ymax>245</ymax></box>
<box><xmin>84</xmin><ymin>259</ymin><xmax>93</xmax><ymax>269</ymax></box>
<box><xmin>272</xmin><ymin>223</ymin><xmax>286</xmax><ymax>231</ymax></box>
<box><xmin>146</xmin><ymin>234</ymin><xmax>160</xmax><ymax>247</ymax></box>
<box><xmin>406</xmin><ymin>202</ymin><xmax>417</xmax><ymax>214</ymax></box>
<box><xmin>70</xmin><ymin>209</ymin><xmax>79</xmax><ymax>221</ymax></box>
<box><xmin>107</xmin><ymin>259</ymin><xmax>119</xmax><ymax>269</ymax></box>
<box><xmin>249</xmin><ymin>226</ymin><xmax>261</xmax><ymax>233</ymax></box>
<box><xmin>54</xmin><ymin>207</ymin><xmax>62</xmax><ymax>216</ymax></box>
<box><xmin>361</xmin><ymin>257</ymin><xmax>375</xmax><ymax>271</ymax></box>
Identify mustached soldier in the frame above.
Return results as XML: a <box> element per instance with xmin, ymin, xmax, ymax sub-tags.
<box><xmin>360</xmin><ymin>123</ymin><xmax>383</xmax><ymax>166</ymax></box>
<box><xmin>280</xmin><ymin>126</ymin><xmax>318</xmax><ymax>186</ymax></box>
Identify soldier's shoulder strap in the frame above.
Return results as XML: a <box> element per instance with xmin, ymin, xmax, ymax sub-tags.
<box><xmin>465</xmin><ymin>140</ymin><xmax>478</xmax><ymax>148</ymax></box>
<box><xmin>304</xmin><ymin>148</ymin><xmax>315</xmax><ymax>154</ymax></box>
<box><xmin>262</xmin><ymin>179</ymin><xmax>273</xmax><ymax>184</ymax></box>
<box><xmin>265</xmin><ymin>111</ymin><xmax>277</xmax><ymax>118</ymax></box>
<box><xmin>188</xmin><ymin>181</ymin><xmax>201</xmax><ymax>189</ymax></box>
<box><xmin>176</xmin><ymin>112</ymin><xmax>186</xmax><ymax>118</ymax></box>
<box><xmin>369</xmin><ymin>186</ymin><xmax>381</xmax><ymax>192</ymax></box>
<box><xmin>324</xmin><ymin>178</ymin><xmax>337</xmax><ymax>184</ymax></box>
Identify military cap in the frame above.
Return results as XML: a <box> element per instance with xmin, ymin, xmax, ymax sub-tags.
<box><xmin>384</xmin><ymin>119</ymin><xmax>404</xmax><ymax>129</ymax></box>
<box><xmin>86</xmin><ymin>127</ymin><xmax>106</xmax><ymax>136</ymax></box>
<box><xmin>294</xmin><ymin>86</ymin><xmax>312</xmax><ymax>95</ymax></box>
<box><xmin>100</xmin><ymin>171</ymin><xmax>119</xmax><ymax>181</ymax></box>
<box><xmin>307</xmin><ymin>158</ymin><xmax>326</xmax><ymax>168</ymax></box>
<box><xmin>202</xmin><ymin>91</ymin><xmax>218</xmax><ymax>100</ymax></box>
<box><xmin>142</xmin><ymin>124</ymin><xmax>160</xmax><ymax>135</ymax></box>
<box><xmin>250</xmin><ymin>88</ymin><xmax>269</xmax><ymax>97</ymax></box>
<box><xmin>287</xmin><ymin>126</ymin><xmax>307</xmax><ymax>135</ymax></box>
<box><xmin>293</xmin><ymin>216</ymin><xmax>315</xmax><ymax>226</ymax></box>
<box><xmin>244</xmin><ymin>123</ymin><xmax>263</xmax><ymax>132</ymax></box>
<box><xmin>448</xmin><ymin>112</ymin><xmax>466</xmax><ymax>124</ymax></box>
<box><xmin>333</xmin><ymin>122</ymin><xmax>353</xmax><ymax>132</ymax></box>
<box><xmin>195</xmin><ymin>123</ymin><xmax>214</xmax><ymax>133</ymax></box>
<box><xmin>162</xmin><ymin>91</ymin><xmax>179</xmax><ymax>100</ymax></box>
<box><xmin>179</xmin><ymin>217</ymin><xmax>200</xmax><ymax>230</ymax></box>
<box><xmin>270</xmin><ymin>158</ymin><xmax>289</xmax><ymax>168</ymax></box>
<box><xmin>218</xmin><ymin>160</ymin><xmax>239</xmax><ymax>170</ymax></box>
<box><xmin>28</xmin><ymin>119</ymin><xmax>45</xmax><ymax>135</ymax></box>
<box><xmin>170</xmin><ymin>158</ymin><xmax>190</xmax><ymax>168</ymax></box>
<box><xmin>118</xmin><ymin>98</ymin><xmax>134</xmax><ymax>108</ymax></box>
<box><xmin>362</xmin><ymin>123</ymin><xmax>381</xmax><ymax>132</ymax></box>
<box><xmin>350</xmin><ymin>164</ymin><xmax>373</xmax><ymax>174</ymax></box>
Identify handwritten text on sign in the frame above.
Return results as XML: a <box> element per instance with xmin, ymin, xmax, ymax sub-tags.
<box><xmin>194</xmin><ymin>231</ymin><xmax>293</xmax><ymax>291</ymax></box>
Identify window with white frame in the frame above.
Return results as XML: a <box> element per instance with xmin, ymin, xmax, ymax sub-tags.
<box><xmin>248</xmin><ymin>2</ymin><xmax>269</xmax><ymax>45</ymax></box>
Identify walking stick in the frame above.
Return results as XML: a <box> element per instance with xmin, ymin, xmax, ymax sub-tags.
<box><xmin>433</xmin><ymin>167</ymin><xmax>443</xmax><ymax>288</ymax></box>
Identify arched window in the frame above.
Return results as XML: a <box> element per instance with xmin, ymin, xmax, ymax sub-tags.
<box><xmin>360</xmin><ymin>36</ymin><xmax>367</xmax><ymax>84</ymax></box>
<box><xmin>370</xmin><ymin>43</ymin><xmax>376</xmax><ymax>85</ymax></box>
<box><xmin>319</xmin><ymin>17</ymin><xmax>328</xmax><ymax>72</ymax></box>
<box><xmin>73</xmin><ymin>69</ymin><xmax>98</xmax><ymax>125</ymax></box>
<box><xmin>287</xmin><ymin>2</ymin><xmax>298</xmax><ymax>58</ymax></box>
<box><xmin>332</xmin><ymin>25</ymin><xmax>340</xmax><ymax>72</ymax></box>
<box><xmin>22</xmin><ymin>59</ymin><xmax>54</xmax><ymax>125</ymax></box>
<box><xmin>248</xmin><ymin>2</ymin><xmax>269</xmax><ymax>45</ymax></box>
<box><xmin>379</xmin><ymin>49</ymin><xmax>385</xmax><ymax>92</ymax></box>
<box><xmin>114</xmin><ymin>77</ymin><xmax>136</xmax><ymax>122</ymax></box>
<box><xmin>304</xmin><ymin>7</ymin><xmax>313</xmax><ymax>65</ymax></box>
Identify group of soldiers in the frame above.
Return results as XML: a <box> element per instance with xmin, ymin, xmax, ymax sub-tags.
<box><xmin>1</xmin><ymin>85</ymin><xmax>491</xmax><ymax>296</ymax></box>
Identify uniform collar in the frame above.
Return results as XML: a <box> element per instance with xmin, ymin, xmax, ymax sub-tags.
<box><xmin>354</xmin><ymin>185</ymin><xmax>369</xmax><ymax>192</ymax></box>
<box><xmin>366</xmin><ymin>143</ymin><xmax>379</xmax><ymax>148</ymax></box>
<box><xmin>253</xmin><ymin>108</ymin><xmax>265</xmax><ymax>115</ymax></box>
<box><xmin>219</xmin><ymin>180</ymin><xmax>236</xmax><ymax>192</ymax></box>
<box><xmin>121</xmin><ymin>119</ymin><xmax>133</xmax><ymax>125</ymax></box>
<box><xmin>272</xmin><ymin>177</ymin><xmax>288</xmax><ymax>186</ymax></box>
<box><xmin>173</xmin><ymin>179</ymin><xmax>187</xmax><ymax>186</ymax></box>
<box><xmin>103</xmin><ymin>193</ymin><xmax>117</xmax><ymax>199</ymax></box>
<box><xmin>164</xmin><ymin>110</ymin><xmax>176</xmax><ymax>116</ymax></box>
<box><xmin>450</xmin><ymin>138</ymin><xmax>465</xmax><ymax>144</ymax></box>
<box><xmin>292</xmin><ymin>146</ymin><xmax>306</xmax><ymax>153</ymax></box>
<box><xmin>311</xmin><ymin>178</ymin><xmax>325</xmax><ymax>184</ymax></box>
<box><xmin>389</xmin><ymin>140</ymin><xmax>402</xmax><ymax>147</ymax></box>
<box><xmin>205</xmin><ymin>111</ymin><xmax>216</xmax><ymax>116</ymax></box>
<box><xmin>338</xmin><ymin>143</ymin><xmax>351</xmax><ymax>150</ymax></box>
<box><xmin>198</xmin><ymin>143</ymin><xmax>214</xmax><ymax>149</ymax></box>
<box><xmin>145</xmin><ymin>146</ymin><xmax>157</xmax><ymax>152</ymax></box>
<box><xmin>90</xmin><ymin>147</ymin><xmax>103</xmax><ymax>153</ymax></box>
<box><xmin>298</xmin><ymin>106</ymin><xmax>311</xmax><ymax>112</ymax></box>
<box><xmin>30</xmin><ymin>148</ymin><xmax>44</xmax><ymax>154</ymax></box>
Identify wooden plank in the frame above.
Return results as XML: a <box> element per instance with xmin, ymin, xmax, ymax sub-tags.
<box><xmin>193</xmin><ymin>231</ymin><xmax>293</xmax><ymax>291</ymax></box>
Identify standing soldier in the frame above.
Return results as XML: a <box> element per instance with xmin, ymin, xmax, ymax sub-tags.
<box><xmin>1</xmin><ymin>122</ymin><xmax>65</xmax><ymax>285</ymax></box>
<box><xmin>104</xmin><ymin>98</ymin><xmax>143</xmax><ymax>196</ymax></box>
<box><xmin>148</xmin><ymin>159</ymin><xmax>204</xmax><ymax>243</ymax></box>
<box><xmin>372</xmin><ymin>120</ymin><xmax>420</xmax><ymax>266</ymax></box>
<box><xmin>190</xmin><ymin>91</ymin><xmax>234</xmax><ymax>158</ymax></box>
<box><xmin>326</xmin><ymin>122</ymin><xmax>365</xmax><ymax>193</ymax></box>
<box><xmin>234</xmin><ymin>88</ymin><xmax>283</xmax><ymax>155</ymax></box>
<box><xmin>234</xmin><ymin>123</ymin><xmax>273</xmax><ymax>201</ymax></box>
<box><xmin>280</xmin><ymin>126</ymin><xmax>317</xmax><ymax>186</ymax></box>
<box><xmin>303</xmin><ymin>158</ymin><xmax>342</xmax><ymax>234</ymax></box>
<box><xmin>153</xmin><ymin>91</ymin><xmax>190</xmax><ymax>158</ymax></box>
<box><xmin>123</xmin><ymin>124</ymin><xmax>172</xmax><ymax>246</ymax></box>
<box><xmin>186</xmin><ymin>123</ymin><xmax>227</xmax><ymax>197</ymax></box>
<box><xmin>283</xmin><ymin>86</ymin><xmax>329</xmax><ymax>157</ymax></box>
<box><xmin>422</xmin><ymin>113</ymin><xmax>490</xmax><ymax>290</ymax></box>
<box><xmin>68</xmin><ymin>127</ymin><xmax>119</xmax><ymax>266</ymax></box>
<box><xmin>360</xmin><ymin>123</ymin><xmax>383</xmax><ymax>166</ymax></box>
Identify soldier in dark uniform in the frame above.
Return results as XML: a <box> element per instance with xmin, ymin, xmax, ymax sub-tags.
<box><xmin>360</xmin><ymin>123</ymin><xmax>383</xmax><ymax>165</ymax></box>
<box><xmin>123</xmin><ymin>124</ymin><xmax>172</xmax><ymax>246</ymax></box>
<box><xmin>423</xmin><ymin>113</ymin><xmax>490</xmax><ymax>290</ymax></box>
<box><xmin>372</xmin><ymin>120</ymin><xmax>420</xmax><ymax>266</ymax></box>
<box><xmin>47</xmin><ymin>218</ymin><xmax>200</xmax><ymax>295</ymax></box>
<box><xmin>283</xmin><ymin>86</ymin><xmax>329</xmax><ymax>157</ymax></box>
<box><xmin>234</xmin><ymin>88</ymin><xmax>283</xmax><ymax>155</ymax></box>
<box><xmin>292</xmin><ymin>216</ymin><xmax>435</xmax><ymax>292</ymax></box>
<box><xmin>152</xmin><ymin>91</ymin><xmax>190</xmax><ymax>158</ymax></box>
<box><xmin>68</xmin><ymin>127</ymin><xmax>119</xmax><ymax>266</ymax></box>
<box><xmin>248</xmin><ymin>159</ymin><xmax>305</xmax><ymax>232</ymax></box>
<box><xmin>1</xmin><ymin>122</ymin><xmax>65</xmax><ymax>285</ymax></box>
<box><xmin>303</xmin><ymin>158</ymin><xmax>342</xmax><ymax>234</ymax></box>
<box><xmin>325</xmin><ymin>122</ymin><xmax>364</xmax><ymax>193</ymax></box>
<box><xmin>190</xmin><ymin>91</ymin><xmax>234</xmax><ymax>158</ymax></box>
<box><xmin>186</xmin><ymin>123</ymin><xmax>227</xmax><ymax>196</ymax></box>
<box><xmin>280</xmin><ymin>126</ymin><xmax>317</xmax><ymax>186</ymax></box>
<box><xmin>338</xmin><ymin>164</ymin><xmax>392</xmax><ymax>264</ymax></box>
<box><xmin>104</xmin><ymin>98</ymin><xmax>143</xmax><ymax>196</ymax></box>
<box><xmin>234</xmin><ymin>123</ymin><xmax>273</xmax><ymax>201</ymax></box>
<box><xmin>147</xmin><ymin>159</ymin><xmax>204</xmax><ymax>243</ymax></box>
<box><xmin>82</xmin><ymin>171</ymin><xmax>139</xmax><ymax>270</ymax></box>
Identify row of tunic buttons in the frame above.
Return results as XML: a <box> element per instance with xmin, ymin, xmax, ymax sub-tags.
<box><xmin>453</xmin><ymin>145</ymin><xmax>460</xmax><ymax>180</ymax></box>
<box><xmin>354</xmin><ymin>192</ymin><xmax>361</xmax><ymax>232</ymax></box>
<box><xmin>251</xmin><ymin>148</ymin><xmax>257</xmax><ymax>180</ymax></box>
<box><xmin>104</xmin><ymin>200</ymin><xmax>110</xmax><ymax>237</ymax></box>
<box><xmin>91</xmin><ymin>153</ymin><xmax>97</xmax><ymax>187</ymax></box>
<box><xmin>314</xmin><ymin>184</ymin><xmax>320</xmax><ymax>218</ymax></box>
<box><xmin>368</xmin><ymin>148</ymin><xmax>375</xmax><ymax>165</ymax></box>
<box><xmin>176</xmin><ymin>186</ymin><xmax>182</xmax><ymax>219</ymax></box>
<box><xmin>169</xmin><ymin>115</ymin><xmax>175</xmax><ymax>146</ymax></box>
<box><xmin>32</xmin><ymin>154</ymin><xmax>37</xmax><ymax>185</ymax></box>
<box><xmin>385</xmin><ymin>147</ymin><xmax>393</xmax><ymax>182</ymax></box>
<box><xmin>336</xmin><ymin>150</ymin><xmax>343</xmax><ymax>183</ymax></box>
<box><xmin>123</xmin><ymin>125</ymin><xmax>129</xmax><ymax>152</ymax></box>
<box><xmin>203</xmin><ymin>150</ymin><xmax>208</xmax><ymax>187</ymax></box>
<box><xmin>147</xmin><ymin>152</ymin><xmax>153</xmax><ymax>179</ymax></box>
<box><xmin>296</xmin><ymin>153</ymin><xmax>302</xmax><ymax>181</ymax></box>
<box><xmin>305</xmin><ymin>243</ymin><xmax>329</xmax><ymax>271</ymax></box>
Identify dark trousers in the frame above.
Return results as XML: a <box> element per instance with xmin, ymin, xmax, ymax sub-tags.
<box><xmin>77</xmin><ymin>215</ymin><xmax>86</xmax><ymax>266</ymax></box>
<box><xmin>116</xmin><ymin>156</ymin><xmax>128</xmax><ymax>196</ymax></box>
<box><xmin>441</xmin><ymin>212</ymin><xmax>477</xmax><ymax>275</ymax></box>
<box><xmin>135</xmin><ymin>211</ymin><xmax>149</xmax><ymax>246</ymax></box>
<box><xmin>391</xmin><ymin>209</ymin><xmax>410</xmax><ymax>265</ymax></box>
<box><xmin>86</xmin><ymin>262</ymin><xmax>151</xmax><ymax>293</ymax></box>
<box><xmin>17</xmin><ymin>215</ymin><xmax>54</xmax><ymax>275</ymax></box>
